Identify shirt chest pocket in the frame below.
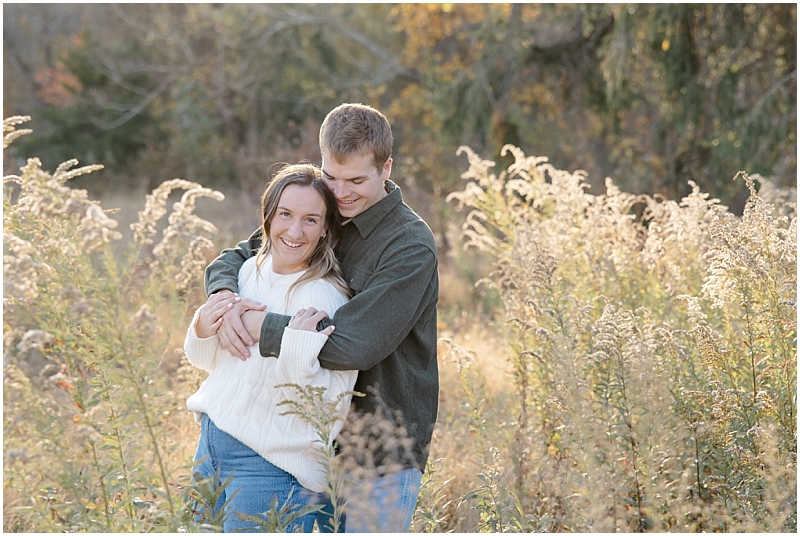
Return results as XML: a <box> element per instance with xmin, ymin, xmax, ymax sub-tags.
<box><xmin>343</xmin><ymin>264</ymin><xmax>372</xmax><ymax>295</ymax></box>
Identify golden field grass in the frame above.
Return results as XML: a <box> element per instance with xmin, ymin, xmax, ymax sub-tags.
<box><xmin>4</xmin><ymin>117</ymin><xmax>796</xmax><ymax>532</ymax></box>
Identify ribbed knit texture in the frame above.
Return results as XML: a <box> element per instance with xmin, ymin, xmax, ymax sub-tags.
<box><xmin>185</xmin><ymin>255</ymin><xmax>355</xmax><ymax>493</ymax></box>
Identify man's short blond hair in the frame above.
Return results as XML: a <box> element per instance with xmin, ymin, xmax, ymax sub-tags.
<box><xmin>319</xmin><ymin>103</ymin><xmax>393</xmax><ymax>172</ymax></box>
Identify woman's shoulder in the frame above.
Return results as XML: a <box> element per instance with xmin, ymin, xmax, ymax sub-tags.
<box><xmin>236</xmin><ymin>256</ymin><xmax>263</xmax><ymax>295</ymax></box>
<box><xmin>238</xmin><ymin>256</ymin><xmax>259</xmax><ymax>278</ymax></box>
<box><xmin>292</xmin><ymin>277</ymin><xmax>349</xmax><ymax>312</ymax></box>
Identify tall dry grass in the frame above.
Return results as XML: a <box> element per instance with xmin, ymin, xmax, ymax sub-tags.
<box><xmin>423</xmin><ymin>145</ymin><xmax>796</xmax><ymax>532</ymax></box>
<box><xmin>3</xmin><ymin>117</ymin><xmax>796</xmax><ymax>532</ymax></box>
<box><xmin>3</xmin><ymin>116</ymin><xmax>224</xmax><ymax>531</ymax></box>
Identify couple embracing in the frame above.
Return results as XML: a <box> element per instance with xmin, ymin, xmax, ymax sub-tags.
<box><xmin>183</xmin><ymin>103</ymin><xmax>439</xmax><ymax>532</ymax></box>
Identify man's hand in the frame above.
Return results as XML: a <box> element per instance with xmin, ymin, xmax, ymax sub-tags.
<box><xmin>289</xmin><ymin>307</ymin><xmax>334</xmax><ymax>336</ymax></box>
<box><xmin>216</xmin><ymin>294</ymin><xmax>266</xmax><ymax>360</ymax></box>
<box><xmin>241</xmin><ymin>309</ymin><xmax>268</xmax><ymax>345</ymax></box>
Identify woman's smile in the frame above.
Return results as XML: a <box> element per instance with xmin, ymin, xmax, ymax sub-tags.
<box><xmin>270</xmin><ymin>184</ymin><xmax>327</xmax><ymax>274</ymax></box>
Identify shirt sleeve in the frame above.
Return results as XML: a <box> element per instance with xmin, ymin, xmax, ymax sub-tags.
<box><xmin>259</xmin><ymin>241</ymin><xmax>437</xmax><ymax>371</ymax></box>
<box><xmin>183</xmin><ymin>306</ymin><xmax>222</xmax><ymax>372</ymax></box>
<box><xmin>204</xmin><ymin>228</ymin><xmax>262</xmax><ymax>297</ymax></box>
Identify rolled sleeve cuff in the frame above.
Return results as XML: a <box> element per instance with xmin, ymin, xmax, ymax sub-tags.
<box><xmin>205</xmin><ymin>278</ymin><xmax>239</xmax><ymax>297</ymax></box>
<box><xmin>259</xmin><ymin>312</ymin><xmax>291</xmax><ymax>357</ymax></box>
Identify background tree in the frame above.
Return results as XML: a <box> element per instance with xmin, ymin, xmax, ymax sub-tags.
<box><xmin>4</xmin><ymin>3</ymin><xmax>795</xmax><ymax>222</ymax></box>
<box><xmin>5</xmin><ymin>4</ymin><xmax>409</xmax><ymax>208</ymax></box>
<box><xmin>389</xmin><ymin>3</ymin><xmax>796</xmax><ymax>208</ymax></box>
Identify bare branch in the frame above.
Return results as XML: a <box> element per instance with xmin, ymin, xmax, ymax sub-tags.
<box><xmin>95</xmin><ymin>54</ymin><xmax>151</xmax><ymax>97</ymax></box>
<box><xmin>747</xmin><ymin>70</ymin><xmax>797</xmax><ymax>125</ymax></box>
<box><xmin>110</xmin><ymin>4</ymin><xmax>196</xmax><ymax>66</ymax></box>
<box><xmin>335</xmin><ymin>25</ymin><xmax>418</xmax><ymax>83</ymax></box>
<box><xmin>88</xmin><ymin>71</ymin><xmax>180</xmax><ymax>131</ymax></box>
<box><xmin>108</xmin><ymin>4</ymin><xmax>157</xmax><ymax>38</ymax></box>
<box><xmin>2</xmin><ymin>36</ymin><xmax>45</xmax><ymax>93</ymax></box>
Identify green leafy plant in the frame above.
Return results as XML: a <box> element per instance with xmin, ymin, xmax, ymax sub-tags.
<box><xmin>181</xmin><ymin>470</ymin><xmax>239</xmax><ymax>532</ymax></box>
<box><xmin>276</xmin><ymin>383</ymin><xmax>364</xmax><ymax>533</ymax></box>
<box><xmin>230</xmin><ymin>490</ymin><xmax>322</xmax><ymax>533</ymax></box>
<box><xmin>413</xmin><ymin>458</ymin><xmax>453</xmax><ymax>532</ymax></box>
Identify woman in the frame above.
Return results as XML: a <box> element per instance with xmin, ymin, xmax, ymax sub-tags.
<box><xmin>184</xmin><ymin>163</ymin><xmax>355</xmax><ymax>532</ymax></box>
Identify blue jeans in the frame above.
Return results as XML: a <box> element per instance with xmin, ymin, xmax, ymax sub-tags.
<box><xmin>340</xmin><ymin>468</ymin><xmax>422</xmax><ymax>533</ymax></box>
<box><xmin>193</xmin><ymin>414</ymin><xmax>330</xmax><ymax>532</ymax></box>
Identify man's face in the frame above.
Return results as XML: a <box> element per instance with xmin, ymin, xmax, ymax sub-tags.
<box><xmin>321</xmin><ymin>151</ymin><xmax>392</xmax><ymax>219</ymax></box>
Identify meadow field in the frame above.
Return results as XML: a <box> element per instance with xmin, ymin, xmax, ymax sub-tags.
<box><xmin>3</xmin><ymin>117</ymin><xmax>796</xmax><ymax>532</ymax></box>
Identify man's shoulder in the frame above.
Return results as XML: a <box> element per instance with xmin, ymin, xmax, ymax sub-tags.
<box><xmin>377</xmin><ymin>201</ymin><xmax>437</xmax><ymax>254</ymax></box>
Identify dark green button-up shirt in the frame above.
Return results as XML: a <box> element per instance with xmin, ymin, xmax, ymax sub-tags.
<box><xmin>204</xmin><ymin>181</ymin><xmax>439</xmax><ymax>470</ymax></box>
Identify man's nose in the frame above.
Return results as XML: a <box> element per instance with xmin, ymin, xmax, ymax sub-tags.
<box><xmin>333</xmin><ymin>181</ymin><xmax>349</xmax><ymax>198</ymax></box>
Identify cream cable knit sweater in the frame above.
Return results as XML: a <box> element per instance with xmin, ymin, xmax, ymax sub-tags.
<box><xmin>185</xmin><ymin>255</ymin><xmax>356</xmax><ymax>493</ymax></box>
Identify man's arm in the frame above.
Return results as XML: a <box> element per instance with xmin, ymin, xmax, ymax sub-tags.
<box><xmin>205</xmin><ymin>228</ymin><xmax>263</xmax><ymax>358</ymax></box>
<box><xmin>258</xmin><ymin>242</ymin><xmax>437</xmax><ymax>371</ymax></box>
<box><xmin>204</xmin><ymin>228</ymin><xmax>262</xmax><ymax>297</ymax></box>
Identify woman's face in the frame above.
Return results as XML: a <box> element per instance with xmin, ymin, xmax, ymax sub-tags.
<box><xmin>269</xmin><ymin>184</ymin><xmax>327</xmax><ymax>274</ymax></box>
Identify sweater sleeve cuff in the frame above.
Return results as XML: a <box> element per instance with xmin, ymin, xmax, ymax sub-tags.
<box><xmin>259</xmin><ymin>312</ymin><xmax>291</xmax><ymax>357</ymax></box>
<box><xmin>184</xmin><ymin>330</ymin><xmax>219</xmax><ymax>371</ymax></box>
<box><xmin>276</xmin><ymin>328</ymin><xmax>329</xmax><ymax>380</ymax></box>
<box><xmin>281</xmin><ymin>328</ymin><xmax>328</xmax><ymax>361</ymax></box>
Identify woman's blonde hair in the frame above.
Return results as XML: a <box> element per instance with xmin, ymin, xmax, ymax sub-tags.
<box><xmin>255</xmin><ymin>163</ymin><xmax>352</xmax><ymax>301</ymax></box>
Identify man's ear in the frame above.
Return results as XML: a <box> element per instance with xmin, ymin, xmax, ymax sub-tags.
<box><xmin>382</xmin><ymin>157</ymin><xmax>393</xmax><ymax>181</ymax></box>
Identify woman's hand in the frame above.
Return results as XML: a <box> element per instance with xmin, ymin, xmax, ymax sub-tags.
<box><xmin>288</xmin><ymin>307</ymin><xmax>335</xmax><ymax>336</ymax></box>
<box><xmin>217</xmin><ymin>298</ymin><xmax>267</xmax><ymax>359</ymax></box>
<box><xmin>195</xmin><ymin>291</ymin><xmax>243</xmax><ymax>339</ymax></box>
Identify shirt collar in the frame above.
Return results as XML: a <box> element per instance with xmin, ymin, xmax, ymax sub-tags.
<box><xmin>347</xmin><ymin>180</ymin><xmax>402</xmax><ymax>238</ymax></box>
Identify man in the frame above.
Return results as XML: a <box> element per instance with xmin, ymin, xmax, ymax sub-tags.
<box><xmin>203</xmin><ymin>103</ymin><xmax>439</xmax><ymax>532</ymax></box>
